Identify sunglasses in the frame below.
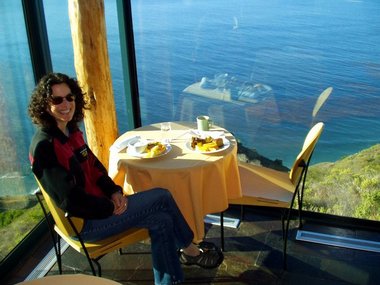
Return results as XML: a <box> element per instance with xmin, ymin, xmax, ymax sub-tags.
<box><xmin>50</xmin><ymin>93</ymin><xmax>76</xmax><ymax>105</ymax></box>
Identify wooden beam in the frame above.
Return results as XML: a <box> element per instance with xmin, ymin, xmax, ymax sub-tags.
<box><xmin>68</xmin><ymin>0</ymin><xmax>118</xmax><ymax>168</ymax></box>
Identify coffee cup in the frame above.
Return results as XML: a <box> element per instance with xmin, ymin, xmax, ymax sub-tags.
<box><xmin>196</xmin><ymin>115</ymin><xmax>212</xmax><ymax>131</ymax></box>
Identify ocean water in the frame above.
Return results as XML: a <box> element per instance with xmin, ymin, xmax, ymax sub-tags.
<box><xmin>1</xmin><ymin>0</ymin><xmax>380</xmax><ymax>198</ymax></box>
<box><xmin>130</xmin><ymin>0</ymin><xmax>380</xmax><ymax>166</ymax></box>
<box><xmin>41</xmin><ymin>0</ymin><xmax>380</xmax><ymax>167</ymax></box>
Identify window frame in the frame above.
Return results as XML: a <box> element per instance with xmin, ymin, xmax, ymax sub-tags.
<box><xmin>0</xmin><ymin>0</ymin><xmax>52</xmax><ymax>276</ymax></box>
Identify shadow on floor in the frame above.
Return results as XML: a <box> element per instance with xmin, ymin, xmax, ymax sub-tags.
<box><xmin>5</xmin><ymin>207</ymin><xmax>380</xmax><ymax>285</ymax></box>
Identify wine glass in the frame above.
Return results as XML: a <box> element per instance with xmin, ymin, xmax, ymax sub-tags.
<box><xmin>160</xmin><ymin>122</ymin><xmax>171</xmax><ymax>143</ymax></box>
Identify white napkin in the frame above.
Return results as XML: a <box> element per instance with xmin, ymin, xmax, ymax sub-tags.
<box><xmin>189</xmin><ymin>130</ymin><xmax>225</xmax><ymax>139</ymax></box>
<box><xmin>109</xmin><ymin>135</ymin><xmax>141</xmax><ymax>153</ymax></box>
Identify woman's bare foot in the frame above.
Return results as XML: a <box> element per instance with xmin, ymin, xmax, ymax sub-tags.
<box><xmin>181</xmin><ymin>243</ymin><xmax>200</xmax><ymax>257</ymax></box>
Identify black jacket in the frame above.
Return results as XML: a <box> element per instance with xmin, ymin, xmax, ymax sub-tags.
<box><xmin>29</xmin><ymin>126</ymin><xmax>121</xmax><ymax>219</ymax></box>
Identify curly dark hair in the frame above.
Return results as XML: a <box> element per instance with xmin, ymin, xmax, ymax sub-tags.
<box><xmin>28</xmin><ymin>72</ymin><xmax>89</xmax><ymax>129</ymax></box>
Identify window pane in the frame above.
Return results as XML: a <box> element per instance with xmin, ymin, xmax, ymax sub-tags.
<box><xmin>43</xmin><ymin>0</ymin><xmax>130</xmax><ymax>132</ymax></box>
<box><xmin>131</xmin><ymin>1</ymin><xmax>380</xmax><ymax>220</ymax></box>
<box><xmin>43</xmin><ymin>0</ymin><xmax>75</xmax><ymax>76</ymax></box>
<box><xmin>0</xmin><ymin>1</ymin><xmax>43</xmax><ymax>262</ymax></box>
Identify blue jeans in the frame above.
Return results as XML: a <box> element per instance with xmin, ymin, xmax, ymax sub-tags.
<box><xmin>79</xmin><ymin>188</ymin><xmax>194</xmax><ymax>285</ymax></box>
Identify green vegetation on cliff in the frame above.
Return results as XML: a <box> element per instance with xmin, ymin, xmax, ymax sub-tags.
<box><xmin>304</xmin><ymin>144</ymin><xmax>380</xmax><ymax>220</ymax></box>
<box><xmin>0</xmin><ymin>203</ymin><xmax>44</xmax><ymax>261</ymax></box>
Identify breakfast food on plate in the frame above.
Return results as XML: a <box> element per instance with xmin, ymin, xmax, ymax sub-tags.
<box><xmin>191</xmin><ymin>136</ymin><xmax>224</xmax><ymax>152</ymax></box>
<box><xmin>145</xmin><ymin>142</ymin><xmax>167</xmax><ymax>157</ymax></box>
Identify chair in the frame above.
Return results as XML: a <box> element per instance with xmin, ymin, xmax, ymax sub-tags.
<box><xmin>34</xmin><ymin>178</ymin><xmax>149</xmax><ymax>276</ymax></box>
<box><xmin>223</xmin><ymin>122</ymin><xmax>324</xmax><ymax>269</ymax></box>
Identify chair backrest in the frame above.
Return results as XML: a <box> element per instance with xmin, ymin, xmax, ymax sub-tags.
<box><xmin>34</xmin><ymin>177</ymin><xmax>84</xmax><ymax>237</ymax></box>
<box><xmin>289</xmin><ymin>122</ymin><xmax>324</xmax><ymax>186</ymax></box>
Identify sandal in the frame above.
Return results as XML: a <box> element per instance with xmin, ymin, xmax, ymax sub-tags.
<box><xmin>179</xmin><ymin>248</ymin><xmax>224</xmax><ymax>269</ymax></box>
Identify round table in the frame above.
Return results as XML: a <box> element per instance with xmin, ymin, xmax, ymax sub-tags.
<box><xmin>109</xmin><ymin>121</ymin><xmax>242</xmax><ymax>242</ymax></box>
<box><xmin>16</xmin><ymin>274</ymin><xmax>121</xmax><ymax>285</ymax></box>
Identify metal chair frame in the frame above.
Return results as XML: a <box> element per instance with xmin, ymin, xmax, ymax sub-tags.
<box><xmin>35</xmin><ymin>185</ymin><xmax>149</xmax><ymax>276</ymax></box>
<box><xmin>220</xmin><ymin>122</ymin><xmax>324</xmax><ymax>270</ymax></box>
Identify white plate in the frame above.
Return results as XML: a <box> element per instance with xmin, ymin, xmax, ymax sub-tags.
<box><xmin>185</xmin><ymin>138</ymin><xmax>230</xmax><ymax>154</ymax></box>
<box><xmin>127</xmin><ymin>143</ymin><xmax>172</xmax><ymax>158</ymax></box>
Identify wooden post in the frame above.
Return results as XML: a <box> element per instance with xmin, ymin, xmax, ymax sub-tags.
<box><xmin>68</xmin><ymin>0</ymin><xmax>118</xmax><ymax>168</ymax></box>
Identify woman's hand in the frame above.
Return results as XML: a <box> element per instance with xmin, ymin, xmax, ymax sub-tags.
<box><xmin>111</xmin><ymin>192</ymin><xmax>128</xmax><ymax>215</ymax></box>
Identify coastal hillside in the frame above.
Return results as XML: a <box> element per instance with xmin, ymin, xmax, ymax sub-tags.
<box><xmin>237</xmin><ymin>142</ymin><xmax>380</xmax><ymax>221</ymax></box>
<box><xmin>237</xmin><ymin>142</ymin><xmax>289</xmax><ymax>172</ymax></box>
<box><xmin>304</xmin><ymin>144</ymin><xmax>380</xmax><ymax>220</ymax></box>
